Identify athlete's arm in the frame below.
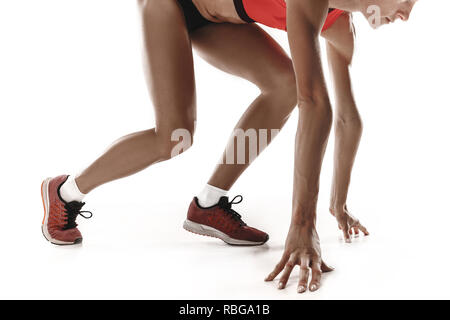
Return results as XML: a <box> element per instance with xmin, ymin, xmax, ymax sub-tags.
<box><xmin>265</xmin><ymin>0</ymin><xmax>333</xmax><ymax>293</ymax></box>
<box><xmin>322</xmin><ymin>14</ymin><xmax>369</xmax><ymax>242</ymax></box>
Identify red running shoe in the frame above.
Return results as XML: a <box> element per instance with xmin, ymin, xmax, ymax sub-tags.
<box><xmin>184</xmin><ymin>195</ymin><xmax>269</xmax><ymax>246</ymax></box>
<box><xmin>41</xmin><ymin>175</ymin><xmax>92</xmax><ymax>245</ymax></box>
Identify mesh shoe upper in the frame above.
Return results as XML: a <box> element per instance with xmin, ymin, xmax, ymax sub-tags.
<box><xmin>46</xmin><ymin>175</ymin><xmax>91</xmax><ymax>243</ymax></box>
<box><xmin>187</xmin><ymin>196</ymin><xmax>268</xmax><ymax>243</ymax></box>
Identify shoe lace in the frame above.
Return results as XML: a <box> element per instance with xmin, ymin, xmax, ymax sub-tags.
<box><xmin>218</xmin><ymin>195</ymin><xmax>247</xmax><ymax>227</ymax></box>
<box><xmin>63</xmin><ymin>201</ymin><xmax>93</xmax><ymax>230</ymax></box>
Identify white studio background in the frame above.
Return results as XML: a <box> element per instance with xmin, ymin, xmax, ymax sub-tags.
<box><xmin>0</xmin><ymin>0</ymin><xmax>448</xmax><ymax>299</ymax></box>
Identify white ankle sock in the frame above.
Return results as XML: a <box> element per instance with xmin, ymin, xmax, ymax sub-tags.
<box><xmin>60</xmin><ymin>175</ymin><xmax>86</xmax><ymax>202</ymax></box>
<box><xmin>197</xmin><ymin>184</ymin><xmax>228</xmax><ymax>207</ymax></box>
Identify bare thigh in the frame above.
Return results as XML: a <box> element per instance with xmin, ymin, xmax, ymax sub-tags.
<box><xmin>190</xmin><ymin>23</ymin><xmax>298</xmax><ymax>189</ymax></box>
<box><xmin>143</xmin><ymin>0</ymin><xmax>196</xmax><ymax>137</ymax></box>
<box><xmin>191</xmin><ymin>23</ymin><xmax>295</xmax><ymax>94</ymax></box>
<box><xmin>75</xmin><ymin>0</ymin><xmax>197</xmax><ymax>193</ymax></box>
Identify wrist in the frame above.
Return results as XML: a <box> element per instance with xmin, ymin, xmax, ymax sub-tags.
<box><xmin>287</xmin><ymin>222</ymin><xmax>319</xmax><ymax>242</ymax></box>
<box><xmin>289</xmin><ymin>222</ymin><xmax>317</xmax><ymax>234</ymax></box>
<box><xmin>330</xmin><ymin>202</ymin><xmax>346</xmax><ymax>213</ymax></box>
<box><xmin>291</xmin><ymin>199</ymin><xmax>317</xmax><ymax>226</ymax></box>
<box><xmin>291</xmin><ymin>211</ymin><xmax>316</xmax><ymax>229</ymax></box>
<box><xmin>330</xmin><ymin>183</ymin><xmax>350</xmax><ymax>212</ymax></box>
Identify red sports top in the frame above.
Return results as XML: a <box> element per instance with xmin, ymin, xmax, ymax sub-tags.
<box><xmin>234</xmin><ymin>0</ymin><xmax>345</xmax><ymax>33</ymax></box>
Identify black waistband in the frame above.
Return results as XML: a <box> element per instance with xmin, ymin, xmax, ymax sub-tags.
<box><xmin>233</xmin><ymin>0</ymin><xmax>255</xmax><ymax>23</ymax></box>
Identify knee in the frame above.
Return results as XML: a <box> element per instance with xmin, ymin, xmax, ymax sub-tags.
<box><xmin>254</xmin><ymin>68</ymin><xmax>297</xmax><ymax>124</ymax></box>
<box><xmin>157</xmin><ymin>123</ymin><xmax>195</xmax><ymax>161</ymax></box>
<box><xmin>262</xmin><ymin>68</ymin><xmax>298</xmax><ymax>110</ymax></box>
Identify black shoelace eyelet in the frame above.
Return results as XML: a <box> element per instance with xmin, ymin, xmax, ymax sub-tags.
<box><xmin>63</xmin><ymin>201</ymin><xmax>93</xmax><ymax>230</ymax></box>
<box><xmin>218</xmin><ymin>195</ymin><xmax>246</xmax><ymax>227</ymax></box>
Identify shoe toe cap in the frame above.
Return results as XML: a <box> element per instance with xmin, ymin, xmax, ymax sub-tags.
<box><xmin>51</xmin><ymin>228</ymin><xmax>83</xmax><ymax>244</ymax></box>
<box><xmin>241</xmin><ymin>226</ymin><xmax>269</xmax><ymax>243</ymax></box>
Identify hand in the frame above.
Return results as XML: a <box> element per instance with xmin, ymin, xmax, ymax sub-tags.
<box><xmin>330</xmin><ymin>205</ymin><xmax>369</xmax><ymax>243</ymax></box>
<box><xmin>265</xmin><ymin>225</ymin><xmax>333</xmax><ymax>293</ymax></box>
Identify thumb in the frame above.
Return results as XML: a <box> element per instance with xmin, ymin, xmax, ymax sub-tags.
<box><xmin>321</xmin><ymin>261</ymin><xmax>334</xmax><ymax>273</ymax></box>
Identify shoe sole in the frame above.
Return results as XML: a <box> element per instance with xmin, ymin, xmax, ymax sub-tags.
<box><xmin>183</xmin><ymin>219</ymin><xmax>268</xmax><ymax>246</ymax></box>
<box><xmin>41</xmin><ymin>178</ymin><xmax>82</xmax><ymax>246</ymax></box>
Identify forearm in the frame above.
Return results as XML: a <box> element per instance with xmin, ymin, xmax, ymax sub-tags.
<box><xmin>326</xmin><ymin>39</ymin><xmax>362</xmax><ymax>210</ymax></box>
<box><xmin>330</xmin><ymin>103</ymin><xmax>362</xmax><ymax>210</ymax></box>
<box><xmin>286</xmin><ymin>0</ymin><xmax>332</xmax><ymax>228</ymax></box>
<box><xmin>292</xmin><ymin>99</ymin><xmax>332</xmax><ymax>227</ymax></box>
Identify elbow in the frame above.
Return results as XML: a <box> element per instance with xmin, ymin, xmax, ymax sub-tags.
<box><xmin>297</xmin><ymin>89</ymin><xmax>333</xmax><ymax>120</ymax></box>
<box><xmin>297</xmin><ymin>84</ymin><xmax>331</xmax><ymax>108</ymax></box>
<box><xmin>335</xmin><ymin>112</ymin><xmax>363</xmax><ymax>133</ymax></box>
<box><xmin>297</xmin><ymin>96</ymin><xmax>333</xmax><ymax>136</ymax></box>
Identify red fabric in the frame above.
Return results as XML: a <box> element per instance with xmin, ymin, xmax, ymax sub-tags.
<box><xmin>322</xmin><ymin>8</ymin><xmax>345</xmax><ymax>32</ymax></box>
<box><xmin>242</xmin><ymin>0</ymin><xmax>345</xmax><ymax>32</ymax></box>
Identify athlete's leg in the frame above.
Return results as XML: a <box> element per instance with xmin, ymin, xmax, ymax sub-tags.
<box><xmin>182</xmin><ymin>23</ymin><xmax>296</xmax><ymax>245</ymax></box>
<box><xmin>42</xmin><ymin>0</ymin><xmax>196</xmax><ymax>245</ymax></box>
<box><xmin>191</xmin><ymin>23</ymin><xmax>297</xmax><ymax>191</ymax></box>
<box><xmin>75</xmin><ymin>0</ymin><xmax>196</xmax><ymax>194</ymax></box>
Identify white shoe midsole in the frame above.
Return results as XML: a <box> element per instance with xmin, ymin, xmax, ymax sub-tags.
<box><xmin>183</xmin><ymin>219</ymin><xmax>265</xmax><ymax>245</ymax></box>
<box><xmin>41</xmin><ymin>178</ymin><xmax>74</xmax><ymax>245</ymax></box>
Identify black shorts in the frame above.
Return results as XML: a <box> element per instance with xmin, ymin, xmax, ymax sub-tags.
<box><xmin>177</xmin><ymin>0</ymin><xmax>254</xmax><ymax>33</ymax></box>
<box><xmin>177</xmin><ymin>0</ymin><xmax>214</xmax><ymax>33</ymax></box>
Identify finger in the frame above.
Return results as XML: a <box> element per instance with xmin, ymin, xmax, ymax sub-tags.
<box><xmin>342</xmin><ymin>225</ymin><xmax>351</xmax><ymax>243</ymax></box>
<box><xmin>321</xmin><ymin>261</ymin><xmax>334</xmax><ymax>273</ymax></box>
<box><xmin>358</xmin><ymin>223</ymin><xmax>370</xmax><ymax>236</ymax></box>
<box><xmin>297</xmin><ymin>266</ymin><xmax>310</xmax><ymax>293</ymax></box>
<box><xmin>353</xmin><ymin>227</ymin><xmax>360</xmax><ymax>235</ymax></box>
<box><xmin>300</xmin><ymin>254</ymin><xmax>311</xmax><ymax>268</ymax></box>
<box><xmin>279</xmin><ymin>255</ymin><xmax>297</xmax><ymax>289</ymax></box>
<box><xmin>265</xmin><ymin>255</ymin><xmax>289</xmax><ymax>281</ymax></box>
<box><xmin>309</xmin><ymin>260</ymin><xmax>322</xmax><ymax>292</ymax></box>
<box><xmin>297</xmin><ymin>255</ymin><xmax>310</xmax><ymax>293</ymax></box>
